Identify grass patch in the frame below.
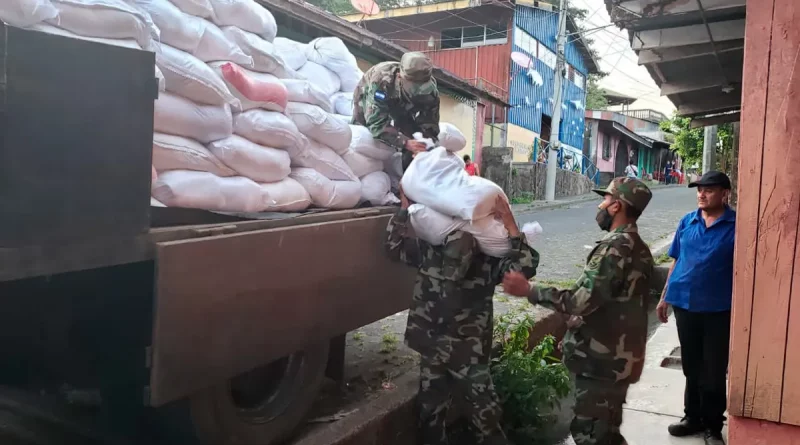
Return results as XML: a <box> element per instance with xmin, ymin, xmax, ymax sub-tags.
<box><xmin>510</xmin><ymin>193</ymin><xmax>534</xmax><ymax>205</ymax></box>
<box><xmin>380</xmin><ymin>333</ymin><xmax>398</xmax><ymax>354</ymax></box>
<box><xmin>536</xmin><ymin>278</ymin><xmax>574</xmax><ymax>289</ymax></box>
<box><xmin>655</xmin><ymin>252</ymin><xmax>672</xmax><ymax>265</ymax></box>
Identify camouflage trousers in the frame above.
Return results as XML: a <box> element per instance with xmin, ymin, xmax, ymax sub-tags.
<box><xmin>571</xmin><ymin>376</ymin><xmax>629</xmax><ymax>445</ymax></box>
<box><xmin>417</xmin><ymin>356</ymin><xmax>507</xmax><ymax>445</ymax></box>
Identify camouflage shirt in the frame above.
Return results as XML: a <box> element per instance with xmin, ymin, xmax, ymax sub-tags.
<box><xmin>386</xmin><ymin>209</ymin><xmax>539</xmax><ymax>360</ymax></box>
<box><xmin>531</xmin><ymin>224</ymin><xmax>653</xmax><ymax>384</ymax></box>
<box><xmin>352</xmin><ymin>61</ymin><xmax>440</xmax><ymax>152</ymax></box>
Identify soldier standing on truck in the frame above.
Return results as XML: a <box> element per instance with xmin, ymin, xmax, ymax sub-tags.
<box><xmin>502</xmin><ymin>177</ymin><xmax>654</xmax><ymax>445</ymax></box>
<box><xmin>386</xmin><ymin>191</ymin><xmax>539</xmax><ymax>445</ymax></box>
<box><xmin>352</xmin><ymin>52</ymin><xmax>440</xmax><ymax>171</ymax></box>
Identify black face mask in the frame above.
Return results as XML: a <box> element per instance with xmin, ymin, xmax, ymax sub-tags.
<box><xmin>595</xmin><ymin>205</ymin><xmax>615</xmax><ymax>232</ymax></box>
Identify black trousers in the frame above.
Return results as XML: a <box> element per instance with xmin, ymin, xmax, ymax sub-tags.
<box><xmin>673</xmin><ymin>307</ymin><xmax>731</xmax><ymax>432</ymax></box>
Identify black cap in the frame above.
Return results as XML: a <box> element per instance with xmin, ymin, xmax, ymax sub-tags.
<box><xmin>688</xmin><ymin>171</ymin><xmax>731</xmax><ymax>189</ymax></box>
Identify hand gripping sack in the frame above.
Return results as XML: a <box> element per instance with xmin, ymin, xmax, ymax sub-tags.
<box><xmin>408</xmin><ymin>204</ymin><xmax>466</xmax><ymax>246</ymax></box>
<box><xmin>233</xmin><ymin>109</ymin><xmax>306</xmax><ymax>151</ymax></box>
<box><xmin>273</xmin><ymin>37</ymin><xmax>307</xmax><ymax>71</ymax></box>
<box><xmin>222</xmin><ymin>26</ymin><xmax>286</xmax><ymax>74</ymax></box>
<box><xmin>154</xmin><ymin>92</ymin><xmax>233</xmax><ymax>143</ymax></box>
<box><xmin>401</xmin><ymin>147</ymin><xmax>505</xmax><ymax>221</ymax></box>
<box><xmin>213</xmin><ymin>62</ymin><xmax>288</xmax><ymax>112</ymax></box>
<box><xmin>296</xmin><ymin>62</ymin><xmax>340</xmax><ymax>97</ymax></box>
<box><xmin>438</xmin><ymin>122</ymin><xmax>467</xmax><ymax>153</ymax></box>
<box><xmin>280</xmin><ymin>80</ymin><xmax>332</xmax><ymax>113</ymax></box>
<box><xmin>342</xmin><ymin>150</ymin><xmax>382</xmax><ymax>178</ymax></box>
<box><xmin>290</xmin><ymin>167</ymin><xmax>361</xmax><ymax>210</ymax></box>
<box><xmin>290</xmin><ymin>140</ymin><xmax>356</xmax><ymax>182</ymax></box>
<box><xmin>349</xmin><ymin>125</ymin><xmax>394</xmax><ymax>161</ymax></box>
<box><xmin>360</xmin><ymin>171</ymin><xmax>398</xmax><ymax>206</ymax></box>
<box><xmin>1</xmin><ymin>0</ymin><xmax>58</xmax><ymax>27</ymax></box>
<box><xmin>209</xmin><ymin>0</ymin><xmax>276</xmax><ymax>41</ymax></box>
<box><xmin>157</xmin><ymin>45</ymin><xmax>240</xmax><ymax>108</ymax></box>
<box><xmin>259</xmin><ymin>177</ymin><xmax>312</xmax><ymax>212</ymax></box>
<box><xmin>152</xmin><ymin>170</ymin><xmax>264</xmax><ymax>212</ymax></box>
<box><xmin>285</xmin><ymin>102</ymin><xmax>352</xmax><ymax>155</ymax></box>
<box><xmin>207</xmin><ymin>135</ymin><xmax>291</xmax><ymax>183</ymax></box>
<box><xmin>49</xmin><ymin>0</ymin><xmax>157</xmax><ymax>49</ymax></box>
<box><xmin>152</xmin><ymin>133</ymin><xmax>235</xmax><ymax>177</ymax></box>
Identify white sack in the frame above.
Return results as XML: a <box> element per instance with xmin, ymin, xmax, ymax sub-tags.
<box><xmin>349</xmin><ymin>125</ymin><xmax>394</xmax><ymax>161</ymax></box>
<box><xmin>408</xmin><ymin>204</ymin><xmax>466</xmax><ymax>246</ymax></box>
<box><xmin>259</xmin><ymin>177</ymin><xmax>312</xmax><ymax>212</ymax></box>
<box><xmin>521</xmin><ymin>221</ymin><xmax>543</xmax><ymax>243</ymax></box>
<box><xmin>305</xmin><ymin>37</ymin><xmax>357</xmax><ymax>76</ymax></box>
<box><xmin>207</xmin><ymin>135</ymin><xmax>291</xmax><ymax>183</ymax></box>
<box><xmin>332</xmin><ymin>92</ymin><xmax>353</xmax><ymax>116</ymax></box>
<box><xmin>342</xmin><ymin>150</ymin><xmax>382</xmax><ymax>178</ymax></box>
<box><xmin>193</xmin><ymin>19</ymin><xmax>253</xmax><ymax>65</ymax></box>
<box><xmin>153</xmin><ymin>170</ymin><xmax>264</xmax><ymax>212</ymax></box>
<box><xmin>332</xmin><ymin>114</ymin><xmax>351</xmax><ymax>124</ymax></box>
<box><xmin>297</xmin><ymin>62</ymin><xmax>340</xmax><ymax>96</ymax></box>
<box><xmin>233</xmin><ymin>109</ymin><xmax>306</xmax><ymax>151</ymax></box>
<box><xmin>280</xmin><ymin>79</ymin><xmax>332</xmax><ymax>112</ymax></box>
<box><xmin>222</xmin><ymin>26</ymin><xmax>285</xmax><ymax>74</ymax></box>
<box><xmin>337</xmin><ymin>66</ymin><xmax>363</xmax><ymax>93</ymax></box>
<box><xmin>152</xmin><ymin>132</ymin><xmax>236</xmax><ymax>176</ymax></box>
<box><xmin>169</xmin><ymin>0</ymin><xmax>213</xmax><ymax>18</ymax></box>
<box><xmin>155</xmin><ymin>65</ymin><xmax>165</xmax><ymax>92</ymax></box>
<box><xmin>130</xmin><ymin>0</ymin><xmax>203</xmax><ymax>53</ymax></box>
<box><xmin>290</xmin><ymin>167</ymin><xmax>360</xmax><ymax>209</ymax></box>
<box><xmin>401</xmin><ymin>147</ymin><xmax>505</xmax><ymax>221</ymax></box>
<box><xmin>360</xmin><ymin>171</ymin><xmax>398</xmax><ymax>206</ymax></box>
<box><xmin>291</xmin><ymin>140</ymin><xmax>356</xmax><ymax>182</ymax></box>
<box><xmin>273</xmin><ymin>37</ymin><xmax>307</xmax><ymax>70</ymax></box>
<box><xmin>157</xmin><ymin>45</ymin><xmax>240</xmax><ymax>107</ymax></box>
<box><xmin>1</xmin><ymin>0</ymin><xmax>58</xmax><ymax>27</ymax></box>
<box><xmin>154</xmin><ymin>92</ymin><xmax>233</xmax><ymax>143</ymax></box>
<box><xmin>438</xmin><ymin>122</ymin><xmax>467</xmax><ymax>153</ymax></box>
<box><xmin>464</xmin><ymin>217</ymin><xmax>511</xmax><ymax>257</ymax></box>
<box><xmin>49</xmin><ymin>0</ymin><xmax>156</xmax><ymax>49</ymax></box>
<box><xmin>209</xmin><ymin>62</ymin><xmax>287</xmax><ymax>112</ymax></box>
<box><xmin>209</xmin><ymin>0</ymin><xmax>276</xmax><ymax>41</ymax></box>
<box><xmin>285</xmin><ymin>102</ymin><xmax>351</xmax><ymax>154</ymax></box>
<box><xmin>384</xmin><ymin>152</ymin><xmax>403</xmax><ymax>193</ymax></box>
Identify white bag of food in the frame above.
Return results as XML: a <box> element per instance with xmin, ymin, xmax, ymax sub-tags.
<box><xmin>305</xmin><ymin>37</ymin><xmax>357</xmax><ymax>76</ymax></box>
<box><xmin>157</xmin><ymin>45</ymin><xmax>240</xmax><ymax>108</ymax></box>
<box><xmin>273</xmin><ymin>37</ymin><xmax>307</xmax><ymax>70</ymax></box>
<box><xmin>280</xmin><ymin>79</ymin><xmax>332</xmax><ymax>112</ymax></box>
<box><xmin>49</xmin><ymin>0</ymin><xmax>156</xmax><ymax>49</ymax></box>
<box><xmin>209</xmin><ymin>0</ymin><xmax>276</xmax><ymax>41</ymax></box>
<box><xmin>332</xmin><ymin>114</ymin><xmax>351</xmax><ymax>124</ymax></box>
<box><xmin>152</xmin><ymin>133</ymin><xmax>236</xmax><ymax>177</ymax></box>
<box><xmin>408</xmin><ymin>204</ymin><xmax>466</xmax><ymax>246</ymax></box>
<box><xmin>290</xmin><ymin>168</ymin><xmax>361</xmax><ymax>209</ymax></box>
<box><xmin>438</xmin><ymin>122</ymin><xmax>468</xmax><ymax>153</ymax></box>
<box><xmin>222</xmin><ymin>26</ymin><xmax>285</xmax><ymax>74</ymax></box>
<box><xmin>402</xmin><ymin>147</ymin><xmax>505</xmax><ymax>221</ymax></box>
<box><xmin>154</xmin><ymin>92</ymin><xmax>233</xmax><ymax>143</ymax></box>
<box><xmin>296</xmin><ymin>62</ymin><xmax>340</xmax><ymax>96</ymax></box>
<box><xmin>360</xmin><ymin>171</ymin><xmax>398</xmax><ymax>206</ymax></box>
<box><xmin>285</xmin><ymin>102</ymin><xmax>351</xmax><ymax>155</ymax></box>
<box><xmin>521</xmin><ymin>221</ymin><xmax>543</xmax><ymax>243</ymax></box>
<box><xmin>169</xmin><ymin>0</ymin><xmax>213</xmax><ymax>18</ymax></box>
<box><xmin>332</xmin><ymin>92</ymin><xmax>353</xmax><ymax>116</ymax></box>
<box><xmin>464</xmin><ymin>217</ymin><xmax>511</xmax><ymax>257</ymax></box>
<box><xmin>193</xmin><ymin>19</ymin><xmax>253</xmax><ymax>65</ymax></box>
<box><xmin>337</xmin><ymin>66</ymin><xmax>363</xmax><ymax>93</ymax></box>
<box><xmin>342</xmin><ymin>150</ymin><xmax>382</xmax><ymax>178</ymax></box>
<box><xmin>130</xmin><ymin>0</ymin><xmax>203</xmax><ymax>53</ymax></box>
<box><xmin>210</xmin><ymin>62</ymin><xmax>288</xmax><ymax>112</ymax></box>
<box><xmin>259</xmin><ymin>177</ymin><xmax>312</xmax><ymax>212</ymax></box>
<box><xmin>1</xmin><ymin>0</ymin><xmax>58</xmax><ymax>27</ymax></box>
<box><xmin>153</xmin><ymin>170</ymin><xmax>264</xmax><ymax>212</ymax></box>
<box><xmin>349</xmin><ymin>125</ymin><xmax>394</xmax><ymax>161</ymax></box>
<box><xmin>291</xmin><ymin>140</ymin><xmax>356</xmax><ymax>182</ymax></box>
<box><xmin>233</xmin><ymin>109</ymin><xmax>306</xmax><ymax>151</ymax></box>
<box><xmin>207</xmin><ymin>135</ymin><xmax>290</xmax><ymax>183</ymax></box>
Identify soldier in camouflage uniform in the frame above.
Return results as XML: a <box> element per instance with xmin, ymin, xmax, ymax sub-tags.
<box><xmin>503</xmin><ymin>177</ymin><xmax>654</xmax><ymax>445</ymax></box>
<box><xmin>352</xmin><ymin>52</ymin><xmax>440</xmax><ymax>171</ymax></box>
<box><xmin>386</xmin><ymin>193</ymin><xmax>539</xmax><ymax>445</ymax></box>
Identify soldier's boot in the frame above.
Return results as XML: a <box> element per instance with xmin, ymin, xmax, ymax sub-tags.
<box><xmin>668</xmin><ymin>417</ymin><xmax>705</xmax><ymax>437</ymax></box>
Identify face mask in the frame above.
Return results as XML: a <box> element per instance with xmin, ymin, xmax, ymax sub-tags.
<box><xmin>596</xmin><ymin>204</ymin><xmax>615</xmax><ymax>232</ymax></box>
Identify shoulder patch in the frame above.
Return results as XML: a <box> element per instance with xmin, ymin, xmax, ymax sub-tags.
<box><xmin>587</xmin><ymin>254</ymin><xmax>603</xmax><ymax>270</ymax></box>
<box><xmin>374</xmin><ymin>90</ymin><xmax>387</xmax><ymax>101</ymax></box>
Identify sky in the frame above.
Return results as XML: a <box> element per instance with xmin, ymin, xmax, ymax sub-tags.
<box><xmin>572</xmin><ymin>0</ymin><xmax>677</xmax><ymax>116</ymax></box>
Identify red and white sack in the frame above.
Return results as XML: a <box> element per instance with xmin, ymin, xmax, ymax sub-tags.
<box><xmin>157</xmin><ymin>45</ymin><xmax>240</xmax><ymax>108</ymax></box>
<box><xmin>401</xmin><ymin>147</ymin><xmax>505</xmax><ymax>221</ymax></box>
<box><xmin>296</xmin><ymin>62</ymin><xmax>340</xmax><ymax>96</ymax></box>
<box><xmin>209</xmin><ymin>0</ymin><xmax>276</xmax><ymax>41</ymax></box>
<box><xmin>48</xmin><ymin>0</ymin><xmax>157</xmax><ymax>49</ymax></box>
<box><xmin>169</xmin><ymin>0</ymin><xmax>213</xmax><ymax>18</ymax></box>
<box><xmin>360</xmin><ymin>171</ymin><xmax>398</xmax><ymax>206</ymax></box>
<box><xmin>438</xmin><ymin>122</ymin><xmax>467</xmax><ymax>153</ymax></box>
<box><xmin>153</xmin><ymin>170</ymin><xmax>264</xmax><ymax>212</ymax></box>
<box><xmin>332</xmin><ymin>92</ymin><xmax>353</xmax><ymax>116</ymax></box>
<box><xmin>207</xmin><ymin>135</ymin><xmax>291</xmax><ymax>183</ymax></box>
<box><xmin>285</xmin><ymin>102</ymin><xmax>351</xmax><ymax>155</ymax></box>
<box><xmin>154</xmin><ymin>92</ymin><xmax>233</xmax><ymax>143</ymax></box>
<box><xmin>342</xmin><ymin>150</ymin><xmax>382</xmax><ymax>178</ymax></box>
<box><xmin>280</xmin><ymin>79</ymin><xmax>332</xmax><ymax>112</ymax></box>
<box><xmin>273</xmin><ymin>37</ymin><xmax>307</xmax><ymax>71</ymax></box>
<box><xmin>349</xmin><ymin>125</ymin><xmax>394</xmax><ymax>161</ymax></box>
<box><xmin>213</xmin><ymin>62</ymin><xmax>288</xmax><ymax>112</ymax></box>
<box><xmin>1</xmin><ymin>0</ymin><xmax>58</xmax><ymax>27</ymax></box>
<box><xmin>407</xmin><ymin>204</ymin><xmax>465</xmax><ymax>246</ymax></box>
<box><xmin>259</xmin><ymin>178</ymin><xmax>312</xmax><ymax>212</ymax></box>
<box><xmin>290</xmin><ymin>168</ymin><xmax>361</xmax><ymax>210</ymax></box>
<box><xmin>290</xmin><ymin>140</ymin><xmax>356</xmax><ymax>182</ymax></box>
<box><xmin>233</xmin><ymin>109</ymin><xmax>306</xmax><ymax>151</ymax></box>
<box><xmin>152</xmin><ymin>133</ymin><xmax>235</xmax><ymax>177</ymax></box>
<box><xmin>222</xmin><ymin>26</ymin><xmax>286</xmax><ymax>74</ymax></box>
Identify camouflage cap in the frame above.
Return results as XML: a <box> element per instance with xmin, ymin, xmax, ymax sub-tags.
<box><xmin>593</xmin><ymin>177</ymin><xmax>652</xmax><ymax>213</ymax></box>
<box><xmin>399</xmin><ymin>52</ymin><xmax>437</xmax><ymax>96</ymax></box>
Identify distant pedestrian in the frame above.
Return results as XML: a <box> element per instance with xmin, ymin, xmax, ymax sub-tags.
<box><xmin>656</xmin><ymin>171</ymin><xmax>735</xmax><ymax>445</ymax></box>
<box><xmin>464</xmin><ymin>154</ymin><xmax>480</xmax><ymax>176</ymax></box>
<box><xmin>624</xmin><ymin>160</ymin><xmax>638</xmax><ymax>178</ymax></box>
<box><xmin>665</xmin><ymin>162</ymin><xmax>673</xmax><ymax>185</ymax></box>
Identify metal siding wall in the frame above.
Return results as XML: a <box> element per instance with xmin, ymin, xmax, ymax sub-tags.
<box><xmin>508</xmin><ymin>7</ymin><xmax>588</xmax><ymax>150</ymax></box>
<box><xmin>426</xmin><ymin>43</ymin><xmax>511</xmax><ymax>93</ymax></box>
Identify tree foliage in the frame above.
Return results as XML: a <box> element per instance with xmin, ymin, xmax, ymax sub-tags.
<box><xmin>585</xmin><ymin>74</ymin><xmax>609</xmax><ymax>110</ymax></box>
<box><xmin>659</xmin><ymin>113</ymin><xmax>736</xmax><ymax>172</ymax></box>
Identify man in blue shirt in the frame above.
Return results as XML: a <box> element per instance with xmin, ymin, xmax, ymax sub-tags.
<box><xmin>656</xmin><ymin>171</ymin><xmax>735</xmax><ymax>445</ymax></box>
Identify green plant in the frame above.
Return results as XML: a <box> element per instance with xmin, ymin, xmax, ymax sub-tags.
<box><xmin>380</xmin><ymin>333</ymin><xmax>398</xmax><ymax>354</ymax></box>
<box><xmin>655</xmin><ymin>252</ymin><xmax>672</xmax><ymax>265</ymax></box>
<box><xmin>491</xmin><ymin>314</ymin><xmax>572</xmax><ymax>444</ymax></box>
<box><xmin>510</xmin><ymin>193</ymin><xmax>534</xmax><ymax>205</ymax></box>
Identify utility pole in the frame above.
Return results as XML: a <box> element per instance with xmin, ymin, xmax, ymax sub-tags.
<box><xmin>545</xmin><ymin>0</ymin><xmax>568</xmax><ymax>201</ymax></box>
<box><xmin>702</xmin><ymin>125</ymin><xmax>717</xmax><ymax>174</ymax></box>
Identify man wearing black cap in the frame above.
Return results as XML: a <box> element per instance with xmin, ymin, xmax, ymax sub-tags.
<box><xmin>656</xmin><ymin>171</ymin><xmax>735</xmax><ymax>445</ymax></box>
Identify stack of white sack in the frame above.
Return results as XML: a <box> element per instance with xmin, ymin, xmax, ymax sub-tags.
<box><xmin>290</xmin><ymin>168</ymin><xmax>360</xmax><ymax>210</ymax></box>
<box><xmin>360</xmin><ymin>171</ymin><xmax>400</xmax><ymax>206</ymax></box>
<box><xmin>2</xmin><ymin>0</ymin><xmax>58</xmax><ymax>28</ymax></box>
<box><xmin>305</xmin><ymin>37</ymin><xmax>363</xmax><ymax>93</ymax></box>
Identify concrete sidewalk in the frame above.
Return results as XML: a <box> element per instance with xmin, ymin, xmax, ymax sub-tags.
<box><xmin>511</xmin><ymin>183</ymin><xmax>682</xmax><ymax>215</ymax></box>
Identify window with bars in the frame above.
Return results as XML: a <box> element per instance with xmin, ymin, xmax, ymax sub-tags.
<box><xmin>602</xmin><ymin>134</ymin><xmax>611</xmax><ymax>160</ymax></box>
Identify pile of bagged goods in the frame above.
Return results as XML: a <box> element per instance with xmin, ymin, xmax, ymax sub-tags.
<box><xmin>2</xmin><ymin>0</ymin><xmax>472</xmax><ymax>213</ymax></box>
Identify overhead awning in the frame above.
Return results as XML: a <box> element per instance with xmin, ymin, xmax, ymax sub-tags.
<box><xmin>612</xmin><ymin>122</ymin><xmax>653</xmax><ymax>148</ymax></box>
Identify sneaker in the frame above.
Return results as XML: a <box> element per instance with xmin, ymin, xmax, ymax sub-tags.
<box><xmin>668</xmin><ymin>417</ymin><xmax>705</xmax><ymax>437</ymax></box>
<box><xmin>704</xmin><ymin>429</ymin><xmax>725</xmax><ymax>445</ymax></box>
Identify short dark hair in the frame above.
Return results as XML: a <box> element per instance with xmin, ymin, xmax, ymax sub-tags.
<box><xmin>463</xmin><ymin>154</ymin><xmax>471</xmax><ymax>162</ymax></box>
<box><xmin>625</xmin><ymin>203</ymin><xmax>642</xmax><ymax>219</ymax></box>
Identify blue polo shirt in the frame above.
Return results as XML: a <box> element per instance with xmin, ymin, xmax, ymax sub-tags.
<box><xmin>665</xmin><ymin>207</ymin><xmax>736</xmax><ymax>312</ymax></box>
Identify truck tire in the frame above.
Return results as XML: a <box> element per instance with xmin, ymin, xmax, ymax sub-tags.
<box><xmin>188</xmin><ymin>342</ymin><xmax>330</xmax><ymax>445</ymax></box>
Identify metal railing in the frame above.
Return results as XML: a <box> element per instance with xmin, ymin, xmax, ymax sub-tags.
<box><xmin>618</xmin><ymin>109</ymin><xmax>668</xmax><ymax>123</ymax></box>
<box><xmin>533</xmin><ymin>139</ymin><xmax>600</xmax><ymax>185</ymax></box>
